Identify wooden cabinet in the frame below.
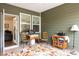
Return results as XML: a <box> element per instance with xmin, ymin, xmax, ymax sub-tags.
<box><xmin>52</xmin><ymin>36</ymin><xmax>68</xmax><ymax>49</ymax></box>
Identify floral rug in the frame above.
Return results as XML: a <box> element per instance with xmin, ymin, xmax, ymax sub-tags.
<box><xmin>3</xmin><ymin>43</ymin><xmax>79</xmax><ymax>56</ymax></box>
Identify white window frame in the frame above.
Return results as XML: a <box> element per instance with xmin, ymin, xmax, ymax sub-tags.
<box><xmin>20</xmin><ymin>12</ymin><xmax>31</xmax><ymax>32</ymax></box>
<box><xmin>32</xmin><ymin>15</ymin><xmax>41</xmax><ymax>33</ymax></box>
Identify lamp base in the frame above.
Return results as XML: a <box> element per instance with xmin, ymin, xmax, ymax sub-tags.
<box><xmin>70</xmin><ymin>48</ymin><xmax>78</xmax><ymax>55</ymax></box>
<box><xmin>70</xmin><ymin>50</ymin><xmax>77</xmax><ymax>55</ymax></box>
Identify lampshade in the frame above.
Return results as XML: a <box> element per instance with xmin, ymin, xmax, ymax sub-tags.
<box><xmin>71</xmin><ymin>25</ymin><xmax>79</xmax><ymax>31</ymax></box>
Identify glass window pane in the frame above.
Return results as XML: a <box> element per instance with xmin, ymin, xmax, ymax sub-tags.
<box><xmin>21</xmin><ymin>24</ymin><xmax>30</xmax><ymax>32</ymax></box>
<box><xmin>33</xmin><ymin>25</ymin><xmax>39</xmax><ymax>32</ymax></box>
<box><xmin>21</xmin><ymin>14</ymin><xmax>30</xmax><ymax>23</ymax></box>
<box><xmin>33</xmin><ymin>16</ymin><xmax>39</xmax><ymax>24</ymax></box>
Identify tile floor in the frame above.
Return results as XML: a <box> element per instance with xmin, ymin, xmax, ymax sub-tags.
<box><xmin>2</xmin><ymin>42</ymin><xmax>79</xmax><ymax>56</ymax></box>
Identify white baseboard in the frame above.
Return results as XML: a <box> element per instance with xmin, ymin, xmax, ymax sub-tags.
<box><xmin>4</xmin><ymin>45</ymin><xmax>19</xmax><ymax>50</ymax></box>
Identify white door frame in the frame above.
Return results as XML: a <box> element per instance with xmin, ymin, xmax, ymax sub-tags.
<box><xmin>2</xmin><ymin>9</ymin><xmax>5</xmax><ymax>54</ymax></box>
<box><xmin>0</xmin><ymin>11</ymin><xmax>3</xmax><ymax>55</ymax></box>
<box><xmin>2</xmin><ymin>9</ymin><xmax>19</xmax><ymax>52</ymax></box>
<box><xmin>4</xmin><ymin>14</ymin><xmax>16</xmax><ymax>45</ymax></box>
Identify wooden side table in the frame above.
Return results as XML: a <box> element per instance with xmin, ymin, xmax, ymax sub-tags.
<box><xmin>52</xmin><ymin>36</ymin><xmax>68</xmax><ymax>49</ymax></box>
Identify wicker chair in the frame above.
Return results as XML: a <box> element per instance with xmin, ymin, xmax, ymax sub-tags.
<box><xmin>21</xmin><ymin>32</ymin><xmax>30</xmax><ymax>43</ymax></box>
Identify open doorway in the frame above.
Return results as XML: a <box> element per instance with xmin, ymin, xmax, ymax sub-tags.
<box><xmin>4</xmin><ymin>14</ymin><xmax>17</xmax><ymax>47</ymax></box>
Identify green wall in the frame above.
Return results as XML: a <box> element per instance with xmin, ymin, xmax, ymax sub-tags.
<box><xmin>0</xmin><ymin>3</ymin><xmax>40</xmax><ymax>16</ymax></box>
<box><xmin>41</xmin><ymin>3</ymin><xmax>79</xmax><ymax>48</ymax></box>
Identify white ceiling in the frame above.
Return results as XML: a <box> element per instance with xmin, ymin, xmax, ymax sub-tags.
<box><xmin>9</xmin><ymin>3</ymin><xmax>63</xmax><ymax>13</ymax></box>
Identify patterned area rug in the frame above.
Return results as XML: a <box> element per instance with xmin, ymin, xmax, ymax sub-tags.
<box><xmin>3</xmin><ymin>43</ymin><xmax>79</xmax><ymax>56</ymax></box>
